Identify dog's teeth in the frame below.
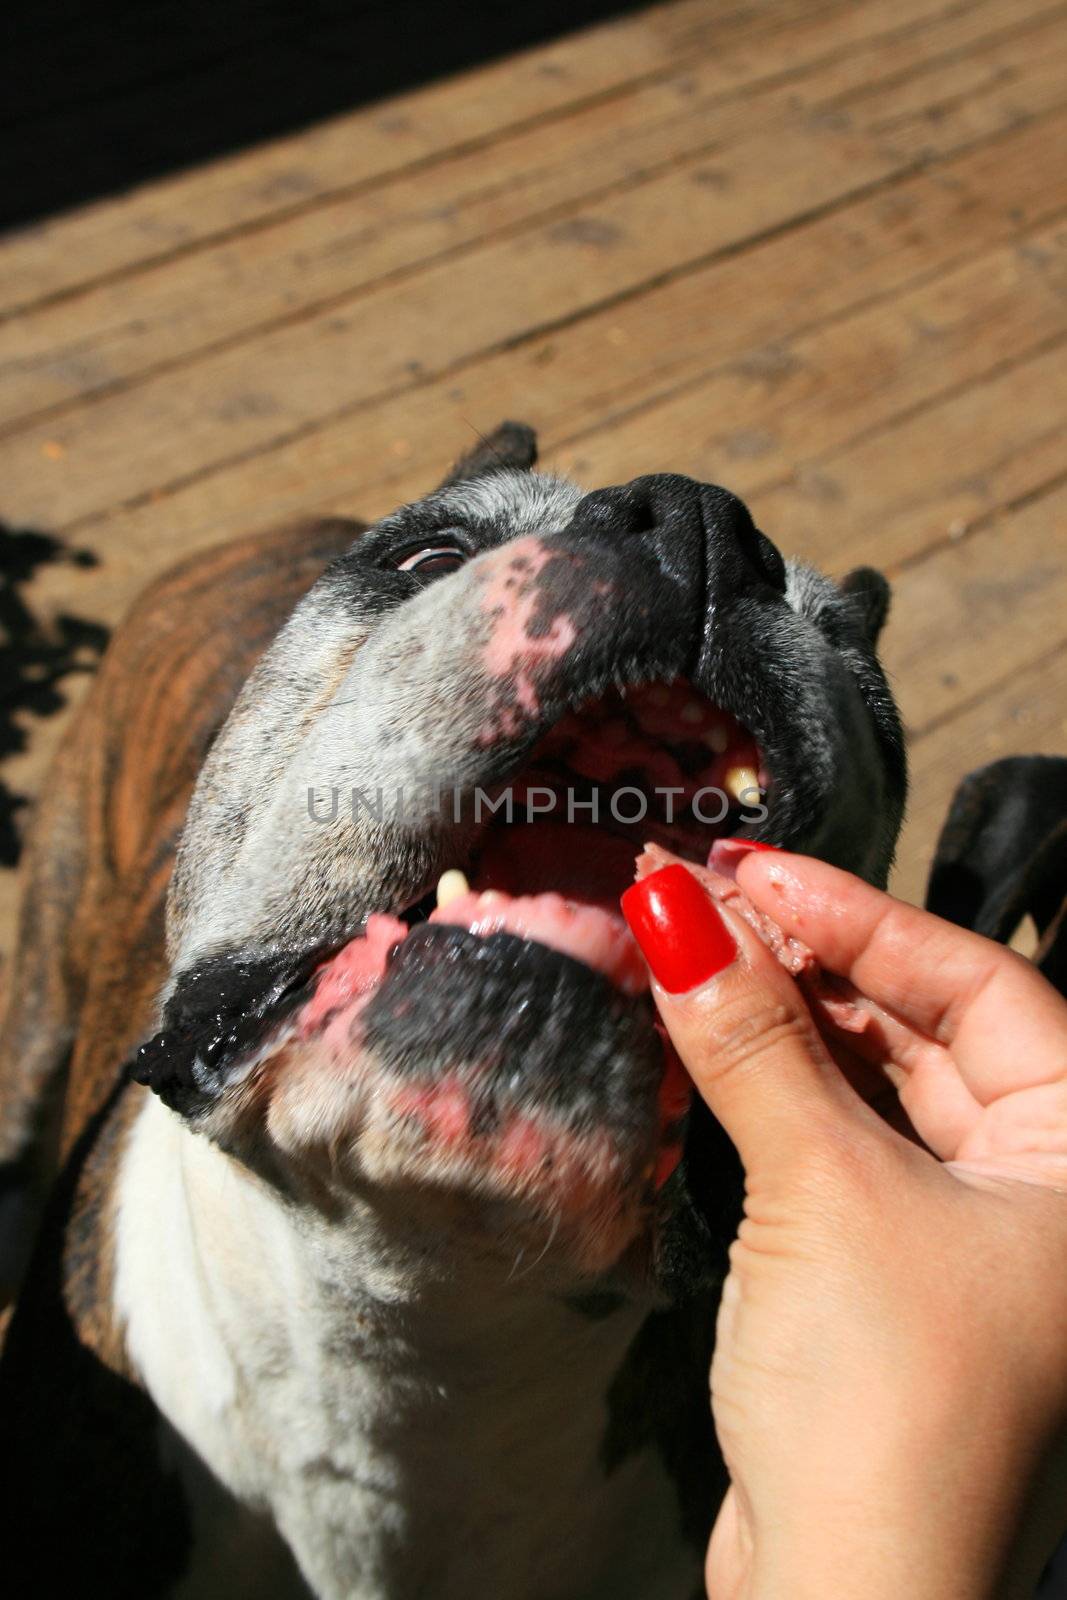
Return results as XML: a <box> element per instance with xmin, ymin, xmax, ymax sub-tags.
<box><xmin>723</xmin><ymin>763</ymin><xmax>760</xmax><ymax>804</ymax></box>
<box><xmin>704</xmin><ymin>725</ymin><xmax>729</xmax><ymax>754</ymax></box>
<box><xmin>435</xmin><ymin>869</ymin><xmax>470</xmax><ymax>908</ymax></box>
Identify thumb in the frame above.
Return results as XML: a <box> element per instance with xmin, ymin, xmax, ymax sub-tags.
<box><xmin>621</xmin><ymin>862</ymin><xmax>868</xmax><ymax>1175</ymax></box>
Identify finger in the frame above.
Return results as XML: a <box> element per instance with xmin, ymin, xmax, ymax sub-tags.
<box><xmin>621</xmin><ymin>863</ymin><xmax>880</xmax><ymax>1175</ymax></box>
<box><xmin>736</xmin><ymin>852</ymin><xmax>1067</xmax><ymax>1107</ymax></box>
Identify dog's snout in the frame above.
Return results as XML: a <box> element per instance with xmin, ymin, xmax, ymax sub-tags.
<box><xmin>566</xmin><ymin>478</ymin><xmax>663</xmax><ymax>540</ymax></box>
<box><xmin>566</xmin><ymin>473</ymin><xmax>787</xmax><ymax>604</ymax></box>
<box><xmin>700</xmin><ymin>482</ymin><xmax>787</xmax><ymax>598</ymax></box>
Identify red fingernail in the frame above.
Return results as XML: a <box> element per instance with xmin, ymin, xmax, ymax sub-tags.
<box><xmin>707</xmin><ymin>838</ymin><xmax>782</xmax><ymax>880</ymax></box>
<box><xmin>621</xmin><ymin>864</ymin><xmax>736</xmax><ymax>993</ymax></box>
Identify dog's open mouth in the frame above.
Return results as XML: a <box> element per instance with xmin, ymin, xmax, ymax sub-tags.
<box><xmin>281</xmin><ymin>681</ymin><xmax>762</xmax><ymax>1197</ymax></box>
<box><xmin>303</xmin><ymin>677</ymin><xmax>766</xmax><ymax>1014</ymax></box>
<box><xmin>134</xmin><ymin>677</ymin><xmax>767</xmax><ymax>1253</ymax></box>
<box><xmin>400</xmin><ymin>676</ymin><xmax>765</xmax><ymax>959</ymax></box>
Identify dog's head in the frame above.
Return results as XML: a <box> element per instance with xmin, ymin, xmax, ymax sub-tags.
<box><xmin>134</xmin><ymin>425</ymin><xmax>905</xmax><ymax>1291</ymax></box>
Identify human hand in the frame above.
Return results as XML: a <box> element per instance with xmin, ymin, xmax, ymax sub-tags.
<box><xmin>621</xmin><ymin>849</ymin><xmax>1067</xmax><ymax>1600</ymax></box>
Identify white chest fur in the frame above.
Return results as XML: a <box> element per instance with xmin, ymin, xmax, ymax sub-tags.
<box><xmin>114</xmin><ymin>1094</ymin><xmax>697</xmax><ymax>1599</ymax></box>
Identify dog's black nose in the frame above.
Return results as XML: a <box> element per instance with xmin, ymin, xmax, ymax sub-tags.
<box><xmin>567</xmin><ymin>473</ymin><xmax>786</xmax><ymax>601</ymax></box>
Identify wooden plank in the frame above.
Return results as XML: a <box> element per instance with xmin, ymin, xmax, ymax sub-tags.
<box><xmin>866</xmin><ymin>480</ymin><xmax>1067</xmax><ymax>907</ymax></box>
<box><xmin>0</xmin><ymin>0</ymin><xmax>860</xmax><ymax>316</ymax></box>
<box><xmin>2</xmin><ymin>0</ymin><xmax>1052</xmax><ymax>425</ymax></box>
<box><xmin>5</xmin><ymin>17</ymin><xmax>1067</xmax><ymax>538</ymax></box>
<box><xmin>741</xmin><ymin>338</ymin><xmax>1067</xmax><ymax>576</ymax></box>
<box><xmin>547</xmin><ymin>214</ymin><xmax>1067</xmax><ymax>508</ymax></box>
<box><xmin>891</xmin><ymin>638</ymin><xmax>1067</xmax><ymax>909</ymax></box>
<box><xmin>879</xmin><ymin>490</ymin><xmax>1067</xmax><ymax>911</ymax></box>
<box><xmin>835</xmin><ymin>9</ymin><xmax>1067</xmax><ymax>157</ymax></box>
<box><xmin>882</xmin><ymin>484</ymin><xmax>1067</xmax><ymax>741</ymax></box>
<box><xmin>10</xmin><ymin>109</ymin><xmax>1064</xmax><ymax>648</ymax></box>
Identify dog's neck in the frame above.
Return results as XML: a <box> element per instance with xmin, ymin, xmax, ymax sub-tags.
<box><xmin>114</xmin><ymin>1093</ymin><xmax>694</xmax><ymax>1600</ymax></box>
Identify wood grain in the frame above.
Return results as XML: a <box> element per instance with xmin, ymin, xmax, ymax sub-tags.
<box><xmin>3</xmin><ymin>0</ymin><xmax>1054</xmax><ymax>425</ymax></box>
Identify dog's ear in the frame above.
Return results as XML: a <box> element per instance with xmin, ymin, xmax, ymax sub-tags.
<box><xmin>838</xmin><ymin>566</ymin><xmax>891</xmax><ymax>644</ymax></box>
<box><xmin>437</xmin><ymin>420</ymin><xmax>538</xmax><ymax>489</ymax></box>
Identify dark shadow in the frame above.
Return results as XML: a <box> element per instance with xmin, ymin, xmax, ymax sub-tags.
<box><xmin>0</xmin><ymin>1080</ymin><xmax>194</xmax><ymax>1595</ymax></box>
<box><xmin>0</xmin><ymin>524</ymin><xmax>109</xmax><ymax>865</ymax></box>
<box><xmin>3</xmin><ymin>0</ymin><xmax>645</xmax><ymax>231</ymax></box>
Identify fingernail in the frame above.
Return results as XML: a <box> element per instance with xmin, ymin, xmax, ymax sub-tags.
<box><xmin>707</xmin><ymin>838</ymin><xmax>782</xmax><ymax>880</ymax></box>
<box><xmin>621</xmin><ymin>864</ymin><xmax>736</xmax><ymax>993</ymax></box>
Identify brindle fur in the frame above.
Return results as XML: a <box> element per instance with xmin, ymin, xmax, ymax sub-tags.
<box><xmin>0</xmin><ymin>511</ymin><xmax>391</xmax><ymax>1585</ymax></box>
<box><xmin>0</xmin><ymin>425</ymin><xmax>531</xmax><ymax>1270</ymax></box>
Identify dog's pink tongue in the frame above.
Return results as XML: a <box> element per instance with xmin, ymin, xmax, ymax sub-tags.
<box><xmin>430</xmin><ymin>889</ymin><xmax>648</xmax><ymax>994</ymax></box>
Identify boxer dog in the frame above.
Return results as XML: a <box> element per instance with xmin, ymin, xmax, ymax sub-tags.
<box><xmin>0</xmin><ymin>424</ymin><xmax>906</xmax><ymax>1598</ymax></box>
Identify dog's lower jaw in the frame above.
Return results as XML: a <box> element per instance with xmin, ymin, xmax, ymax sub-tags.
<box><xmin>114</xmin><ymin>1094</ymin><xmax>701</xmax><ymax>1600</ymax></box>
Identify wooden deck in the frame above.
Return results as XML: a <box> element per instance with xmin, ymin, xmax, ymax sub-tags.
<box><xmin>1</xmin><ymin>0</ymin><xmax>1066</xmax><ymax>953</ymax></box>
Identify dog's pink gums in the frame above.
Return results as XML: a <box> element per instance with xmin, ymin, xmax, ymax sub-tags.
<box><xmin>300</xmin><ymin>913</ymin><xmax>408</xmax><ymax>1036</ymax></box>
<box><xmin>429</xmin><ymin>889</ymin><xmax>648</xmax><ymax>994</ymax></box>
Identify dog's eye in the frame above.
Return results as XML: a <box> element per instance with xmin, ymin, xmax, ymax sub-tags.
<box><xmin>396</xmin><ymin>543</ymin><xmax>467</xmax><ymax>578</ymax></box>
